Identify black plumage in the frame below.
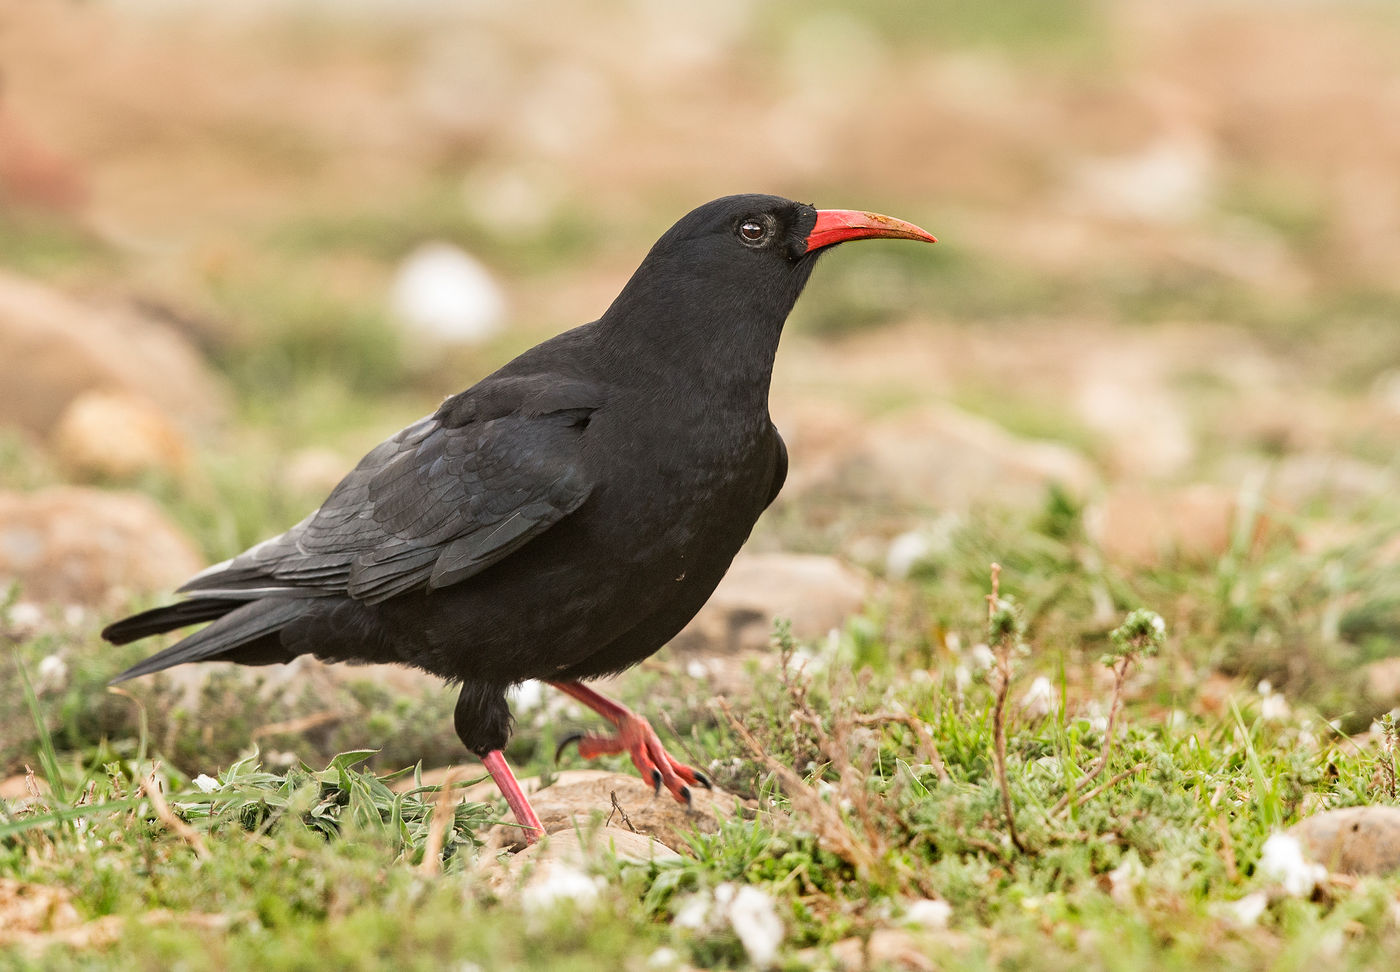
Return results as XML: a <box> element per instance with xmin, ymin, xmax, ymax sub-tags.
<box><xmin>104</xmin><ymin>194</ymin><xmax>935</xmax><ymax>839</ymax></box>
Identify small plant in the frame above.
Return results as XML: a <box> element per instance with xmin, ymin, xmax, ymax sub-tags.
<box><xmin>1049</xmin><ymin>608</ymin><xmax>1166</xmax><ymax>817</ymax></box>
<box><xmin>1376</xmin><ymin>713</ymin><xmax>1398</xmax><ymax>802</ymax></box>
<box><xmin>985</xmin><ymin>563</ymin><xmax>1029</xmax><ymax>853</ymax></box>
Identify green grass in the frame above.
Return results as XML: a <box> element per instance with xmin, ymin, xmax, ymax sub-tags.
<box><xmin>6</xmin><ymin>511</ymin><xmax>1400</xmax><ymax>969</ymax></box>
<box><xmin>5</xmin><ymin>617</ymin><xmax>1399</xmax><ymax>968</ymax></box>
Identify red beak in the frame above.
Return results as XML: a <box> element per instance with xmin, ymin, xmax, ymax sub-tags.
<box><xmin>804</xmin><ymin>209</ymin><xmax>938</xmax><ymax>254</ymax></box>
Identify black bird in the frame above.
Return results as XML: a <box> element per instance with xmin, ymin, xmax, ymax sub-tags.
<box><xmin>103</xmin><ymin>194</ymin><xmax>936</xmax><ymax>841</ymax></box>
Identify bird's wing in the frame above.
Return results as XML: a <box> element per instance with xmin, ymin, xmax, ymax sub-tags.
<box><xmin>181</xmin><ymin>376</ymin><xmax>600</xmax><ymax>605</ymax></box>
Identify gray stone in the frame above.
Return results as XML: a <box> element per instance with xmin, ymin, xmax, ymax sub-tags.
<box><xmin>0</xmin><ymin>487</ymin><xmax>204</xmax><ymax>606</ymax></box>
<box><xmin>0</xmin><ymin>271</ymin><xmax>224</xmax><ymax>437</ymax></box>
<box><xmin>670</xmin><ymin>552</ymin><xmax>870</xmax><ymax>655</ymax></box>
<box><xmin>1287</xmin><ymin>806</ymin><xmax>1400</xmax><ymax>877</ymax></box>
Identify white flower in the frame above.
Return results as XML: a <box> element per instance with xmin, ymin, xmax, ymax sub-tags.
<box><xmin>672</xmin><ymin>893</ymin><xmax>712</xmax><ymax>930</ymax></box>
<box><xmin>1082</xmin><ymin>701</ymin><xmax>1109</xmax><ymax>733</ymax></box>
<box><xmin>192</xmin><ymin>774</ymin><xmax>220</xmax><ymax>793</ymax></box>
<box><xmin>718</xmin><ymin>884</ymin><xmax>783</xmax><ymax>968</ymax></box>
<box><xmin>1107</xmin><ymin>854</ymin><xmax>1145</xmax><ymax>903</ymax></box>
<box><xmin>685</xmin><ymin>659</ymin><xmax>709</xmax><ymax>679</ymax></box>
<box><xmin>953</xmin><ymin>664</ymin><xmax>972</xmax><ymax>693</ymax></box>
<box><xmin>35</xmin><ymin>654</ymin><xmax>69</xmax><ymax>694</ymax></box>
<box><xmin>1258</xmin><ymin>833</ymin><xmax>1326</xmax><ymax>898</ymax></box>
<box><xmin>1226</xmin><ymin>891</ymin><xmax>1268</xmax><ymax>925</ymax></box>
<box><xmin>903</xmin><ymin>897</ymin><xmax>951</xmax><ymax>930</ymax></box>
<box><xmin>646</xmin><ymin>947</ymin><xmax>680</xmax><ymax>969</ymax></box>
<box><xmin>1019</xmin><ymin>676</ymin><xmax>1056</xmax><ymax>719</ymax></box>
<box><xmin>673</xmin><ymin>884</ymin><xmax>784</xmax><ymax>966</ymax></box>
<box><xmin>8</xmin><ymin>601</ymin><xmax>43</xmax><ymax>632</ymax></box>
<box><xmin>1259</xmin><ymin>689</ymin><xmax>1291</xmax><ymax>723</ymax></box>
<box><xmin>967</xmin><ymin>643</ymin><xmax>995</xmax><ymax>672</ymax></box>
<box><xmin>520</xmin><ymin>863</ymin><xmax>602</xmax><ymax>912</ymax></box>
<box><xmin>886</xmin><ymin>531</ymin><xmax>931</xmax><ymax>579</ymax></box>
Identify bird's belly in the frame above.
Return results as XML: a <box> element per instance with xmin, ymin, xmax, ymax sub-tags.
<box><xmin>384</xmin><ymin>422</ymin><xmax>776</xmax><ymax>683</ymax></box>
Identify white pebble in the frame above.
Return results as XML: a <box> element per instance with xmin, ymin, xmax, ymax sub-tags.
<box><xmin>8</xmin><ymin>602</ymin><xmax>43</xmax><ymax>633</ymax></box>
<box><xmin>1226</xmin><ymin>891</ymin><xmax>1269</xmax><ymax>925</ymax></box>
<box><xmin>520</xmin><ymin>862</ymin><xmax>602</xmax><ymax>912</ymax></box>
<box><xmin>1019</xmin><ymin>676</ymin><xmax>1056</xmax><ymax>719</ymax></box>
<box><xmin>903</xmin><ymin>897</ymin><xmax>951</xmax><ymax>929</ymax></box>
<box><xmin>1258</xmin><ymin>833</ymin><xmax>1326</xmax><ymax>898</ymax></box>
<box><xmin>390</xmin><ymin>242</ymin><xmax>507</xmax><ymax>345</ymax></box>
<box><xmin>646</xmin><ymin>946</ymin><xmax>680</xmax><ymax>969</ymax></box>
<box><xmin>720</xmin><ymin>884</ymin><xmax>784</xmax><ymax>968</ymax></box>
<box><xmin>36</xmin><ymin>654</ymin><xmax>69</xmax><ymax>693</ymax></box>
<box><xmin>886</xmin><ymin>531</ymin><xmax>931</xmax><ymax>579</ymax></box>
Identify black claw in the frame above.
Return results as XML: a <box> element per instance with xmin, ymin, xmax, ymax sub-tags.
<box><xmin>679</xmin><ymin>785</ymin><xmax>692</xmax><ymax>807</ymax></box>
<box><xmin>650</xmin><ymin>768</ymin><xmax>663</xmax><ymax>794</ymax></box>
<box><xmin>555</xmin><ymin>732</ymin><xmax>585</xmax><ymax>763</ymax></box>
<box><xmin>693</xmin><ymin>771</ymin><xmax>712</xmax><ymax>790</ymax></box>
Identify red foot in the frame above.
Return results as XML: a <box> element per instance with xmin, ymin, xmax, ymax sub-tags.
<box><xmin>481</xmin><ymin>749</ymin><xmax>544</xmax><ymax>844</ymax></box>
<box><xmin>548</xmin><ymin>681</ymin><xmax>711</xmax><ymax>806</ymax></box>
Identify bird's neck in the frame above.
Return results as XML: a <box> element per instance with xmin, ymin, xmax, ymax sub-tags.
<box><xmin>595</xmin><ymin>277</ymin><xmax>789</xmax><ymax>412</ymax></box>
<box><xmin>594</xmin><ymin>256</ymin><xmax>810</xmax><ymax>411</ymax></box>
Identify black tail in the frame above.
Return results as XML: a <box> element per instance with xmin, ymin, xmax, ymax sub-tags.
<box><xmin>108</xmin><ymin>598</ymin><xmax>308</xmax><ymax>683</ymax></box>
<box><xmin>102</xmin><ymin>597</ymin><xmax>242</xmax><ymax>645</ymax></box>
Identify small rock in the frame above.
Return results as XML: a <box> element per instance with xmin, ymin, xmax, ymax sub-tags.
<box><xmin>0</xmin><ymin>487</ymin><xmax>204</xmax><ymax>606</ymax></box>
<box><xmin>670</xmin><ymin>552</ymin><xmax>870</xmax><ymax>655</ymax></box>
<box><xmin>483</xmin><ymin>770</ymin><xmax>740</xmax><ymax>851</ymax></box>
<box><xmin>828</xmin><ymin>404</ymin><xmax>1097</xmax><ymax>512</ymax></box>
<box><xmin>51</xmin><ymin>389</ymin><xmax>190</xmax><ymax>480</ymax></box>
<box><xmin>1286</xmin><ymin>806</ymin><xmax>1400</xmax><ymax>877</ymax></box>
<box><xmin>490</xmin><ymin>826</ymin><xmax>679</xmax><ymax>894</ymax></box>
<box><xmin>0</xmin><ymin>773</ymin><xmax>48</xmax><ymax>800</ymax></box>
<box><xmin>1266</xmin><ymin>453</ymin><xmax>1396</xmax><ymax>508</ymax></box>
<box><xmin>867</xmin><ymin>928</ymin><xmax>938</xmax><ymax>972</ymax></box>
<box><xmin>389</xmin><ymin>242</ymin><xmax>507</xmax><ymax>346</ymax></box>
<box><xmin>0</xmin><ymin>879</ymin><xmax>80</xmax><ymax>935</ymax></box>
<box><xmin>1088</xmin><ymin>484</ymin><xmax>1249</xmax><ymax>568</ymax></box>
<box><xmin>1073</xmin><ymin>355</ymin><xmax>1195</xmax><ymax>479</ymax></box>
<box><xmin>1361</xmin><ymin>657</ymin><xmax>1400</xmax><ymax>711</ymax></box>
<box><xmin>0</xmin><ymin>271</ymin><xmax>224</xmax><ymax>437</ymax></box>
<box><xmin>1065</xmin><ymin>132</ymin><xmax>1216</xmax><ymax>225</ymax></box>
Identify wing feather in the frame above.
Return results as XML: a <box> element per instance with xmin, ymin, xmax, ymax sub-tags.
<box><xmin>180</xmin><ymin>376</ymin><xmax>601</xmax><ymax>604</ymax></box>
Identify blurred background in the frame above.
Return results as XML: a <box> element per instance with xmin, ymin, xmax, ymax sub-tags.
<box><xmin>4</xmin><ymin>0</ymin><xmax>1400</xmax><ymax>768</ymax></box>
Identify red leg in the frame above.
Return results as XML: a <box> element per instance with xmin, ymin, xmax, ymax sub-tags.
<box><xmin>548</xmin><ymin>681</ymin><xmax>711</xmax><ymax>805</ymax></box>
<box><xmin>481</xmin><ymin>749</ymin><xmax>544</xmax><ymax>844</ymax></box>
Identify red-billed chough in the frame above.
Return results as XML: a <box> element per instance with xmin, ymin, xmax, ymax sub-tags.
<box><xmin>103</xmin><ymin>194</ymin><xmax>936</xmax><ymax>842</ymax></box>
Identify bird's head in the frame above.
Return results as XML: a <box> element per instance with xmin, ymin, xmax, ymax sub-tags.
<box><xmin>601</xmin><ymin>194</ymin><xmax>935</xmax><ymax>379</ymax></box>
<box><xmin>612</xmin><ymin>194</ymin><xmax>935</xmax><ymax>320</ymax></box>
<box><xmin>646</xmin><ymin>192</ymin><xmax>934</xmax><ymax>268</ymax></box>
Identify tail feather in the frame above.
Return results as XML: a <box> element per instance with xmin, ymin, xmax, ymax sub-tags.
<box><xmin>101</xmin><ymin>597</ymin><xmax>242</xmax><ymax>645</ymax></box>
<box><xmin>110</xmin><ymin>598</ymin><xmax>308</xmax><ymax>683</ymax></box>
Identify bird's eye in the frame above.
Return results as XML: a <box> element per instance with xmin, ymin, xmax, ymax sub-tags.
<box><xmin>738</xmin><ymin>219</ymin><xmax>767</xmax><ymax>243</ymax></box>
